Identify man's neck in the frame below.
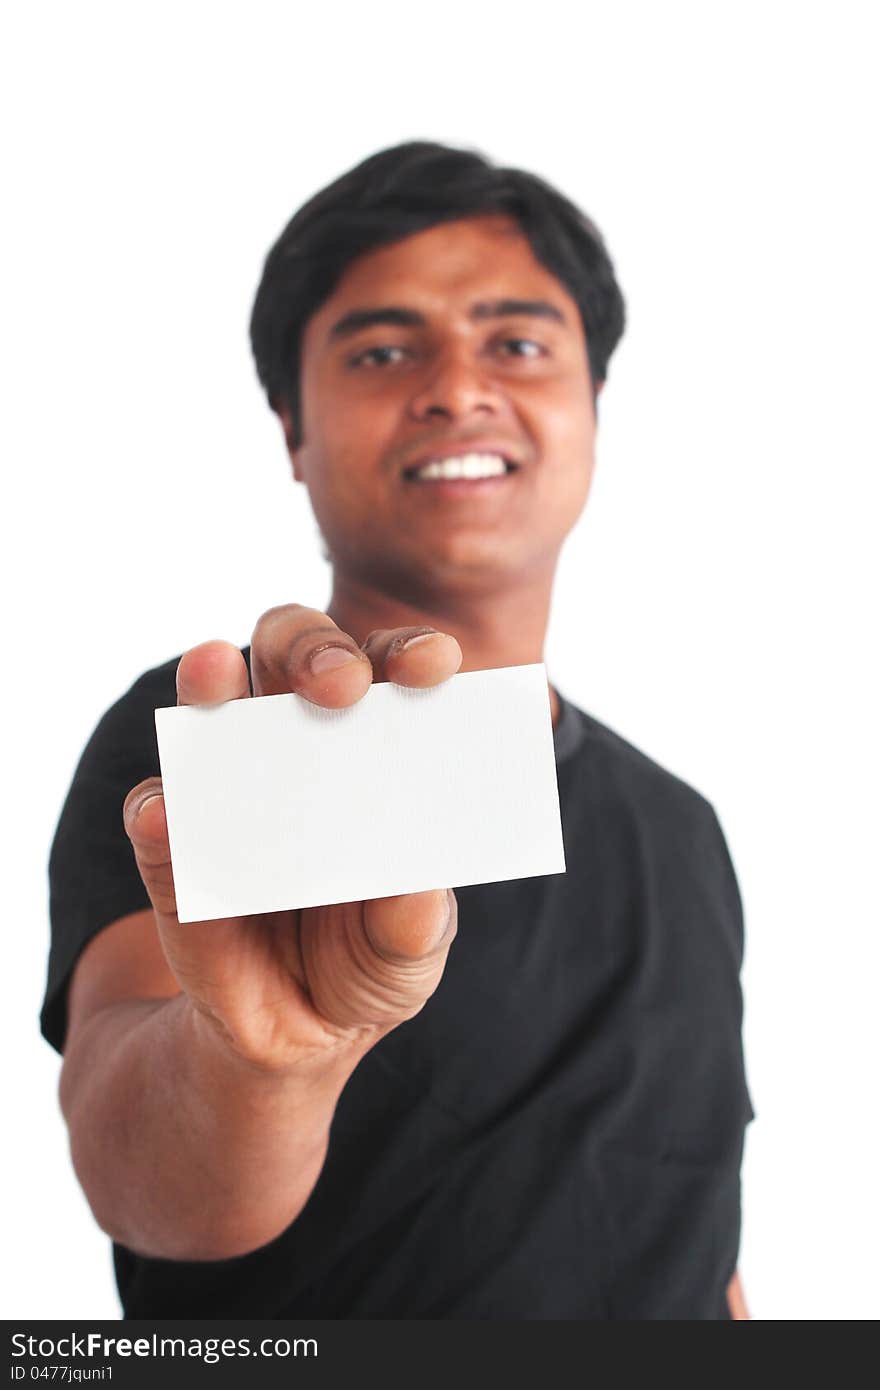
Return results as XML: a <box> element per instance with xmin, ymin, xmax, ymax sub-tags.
<box><xmin>325</xmin><ymin>570</ymin><xmax>561</xmax><ymax>728</ymax></box>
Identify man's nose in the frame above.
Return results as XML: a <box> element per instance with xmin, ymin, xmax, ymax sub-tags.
<box><xmin>408</xmin><ymin>348</ymin><xmax>502</xmax><ymax>421</ymax></box>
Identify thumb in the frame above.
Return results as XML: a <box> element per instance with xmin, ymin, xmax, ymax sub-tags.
<box><xmin>362</xmin><ymin>888</ymin><xmax>458</xmax><ymax>964</ymax></box>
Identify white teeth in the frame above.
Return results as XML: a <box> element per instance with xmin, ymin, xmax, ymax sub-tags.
<box><xmin>412</xmin><ymin>452</ymin><xmax>509</xmax><ymax>481</ymax></box>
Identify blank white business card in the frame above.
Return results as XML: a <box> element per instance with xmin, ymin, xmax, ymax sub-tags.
<box><xmin>154</xmin><ymin>662</ymin><xmax>566</xmax><ymax>923</ymax></box>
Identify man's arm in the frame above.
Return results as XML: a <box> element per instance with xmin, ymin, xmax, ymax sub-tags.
<box><xmin>57</xmin><ymin>612</ymin><xmax>463</xmax><ymax>1263</ymax></box>
<box><xmin>726</xmin><ymin>1269</ymin><xmax>750</xmax><ymax>1319</ymax></box>
<box><xmin>60</xmin><ymin>907</ymin><xmax>372</xmax><ymax>1261</ymax></box>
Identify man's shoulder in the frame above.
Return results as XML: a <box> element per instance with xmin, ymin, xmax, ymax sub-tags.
<box><xmin>93</xmin><ymin>651</ymin><xmax>189</xmax><ymax>739</ymax></box>
<box><xmin>561</xmin><ymin>698</ymin><xmax>744</xmax><ymax>954</ymax></box>
<box><xmin>563</xmin><ymin>696</ymin><xmax>721</xmax><ymax>838</ymax></box>
<box><xmin>127</xmin><ymin>651</ymin><xmax>185</xmax><ymax>699</ymax></box>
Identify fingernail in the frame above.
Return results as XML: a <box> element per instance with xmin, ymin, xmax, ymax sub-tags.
<box><xmin>130</xmin><ymin>793</ymin><xmax>163</xmax><ymax>824</ymax></box>
<box><xmin>401</xmin><ymin>632</ymin><xmax>441</xmax><ymax>650</ymax></box>
<box><xmin>310</xmin><ymin>645</ymin><xmax>362</xmax><ymax>675</ymax></box>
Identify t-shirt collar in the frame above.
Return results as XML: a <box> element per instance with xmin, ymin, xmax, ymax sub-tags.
<box><xmin>552</xmin><ymin>687</ymin><xmax>586</xmax><ymax>765</ymax></box>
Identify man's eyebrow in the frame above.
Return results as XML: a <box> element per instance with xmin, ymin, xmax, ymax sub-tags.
<box><xmin>470</xmin><ymin>298</ymin><xmax>567</xmax><ymax>325</ymax></box>
<box><xmin>327</xmin><ymin>298</ymin><xmax>567</xmax><ymax>342</ymax></box>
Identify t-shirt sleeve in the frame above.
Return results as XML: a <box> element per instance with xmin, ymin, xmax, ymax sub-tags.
<box><xmin>40</xmin><ymin>659</ymin><xmax>179</xmax><ymax>1055</ymax></box>
<box><xmin>693</xmin><ymin>800</ymin><xmax>755</xmax><ymax>1308</ymax></box>
<box><xmin>705</xmin><ymin>800</ymin><xmax>755</xmax><ymax>1132</ymax></box>
<box><xmin>595</xmin><ymin>781</ymin><xmax>755</xmax><ymax>1318</ymax></box>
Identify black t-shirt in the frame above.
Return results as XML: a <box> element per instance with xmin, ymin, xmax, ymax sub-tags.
<box><xmin>42</xmin><ymin>650</ymin><xmax>754</xmax><ymax>1320</ymax></box>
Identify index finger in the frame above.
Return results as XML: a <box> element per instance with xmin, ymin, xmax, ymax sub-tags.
<box><xmin>250</xmin><ymin>602</ymin><xmax>373</xmax><ymax>705</ymax></box>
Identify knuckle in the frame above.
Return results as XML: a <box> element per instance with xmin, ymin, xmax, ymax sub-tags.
<box><xmin>257</xmin><ymin>601</ymin><xmax>307</xmax><ymax>628</ymax></box>
<box><xmin>250</xmin><ymin>602</ymin><xmax>308</xmax><ymax>651</ymax></box>
<box><xmin>252</xmin><ymin>604</ymin><xmax>358</xmax><ymax>686</ymax></box>
<box><xmin>250</xmin><ymin>605</ymin><xmax>283</xmax><ymax>651</ymax></box>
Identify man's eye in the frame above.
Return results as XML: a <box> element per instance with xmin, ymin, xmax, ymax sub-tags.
<box><xmin>498</xmin><ymin>338</ymin><xmax>546</xmax><ymax>358</ymax></box>
<box><xmin>349</xmin><ymin>345</ymin><xmax>409</xmax><ymax>368</ymax></box>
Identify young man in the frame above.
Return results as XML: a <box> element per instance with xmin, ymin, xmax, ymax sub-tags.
<box><xmin>43</xmin><ymin>141</ymin><xmax>753</xmax><ymax>1319</ymax></box>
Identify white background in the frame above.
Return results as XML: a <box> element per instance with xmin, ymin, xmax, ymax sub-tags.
<box><xmin>3</xmin><ymin>1</ymin><xmax>877</xmax><ymax>1320</ymax></box>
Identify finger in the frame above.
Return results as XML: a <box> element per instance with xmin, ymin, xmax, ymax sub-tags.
<box><xmin>176</xmin><ymin>640</ymin><xmax>252</xmax><ymax>707</ymax></box>
<box><xmin>360</xmin><ymin>628</ymin><xmax>463</xmax><ymax>687</ymax></box>
<box><xmin>362</xmin><ymin>887</ymin><xmax>458</xmax><ymax>963</ymax></box>
<box><xmin>121</xmin><ymin>781</ymin><xmax>253</xmax><ymax>1019</ymax></box>
<box><xmin>250</xmin><ymin>602</ymin><xmax>372</xmax><ymax>705</ymax></box>
<box><xmin>303</xmin><ymin>889</ymin><xmax>458</xmax><ymax>1033</ymax></box>
<box><xmin>123</xmin><ymin>777</ymin><xmax>179</xmax><ymax>924</ymax></box>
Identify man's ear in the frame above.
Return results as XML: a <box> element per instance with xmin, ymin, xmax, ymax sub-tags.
<box><xmin>274</xmin><ymin>398</ymin><xmax>305</xmax><ymax>482</ymax></box>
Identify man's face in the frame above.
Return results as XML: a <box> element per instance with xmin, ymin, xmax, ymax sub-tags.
<box><xmin>281</xmin><ymin>213</ymin><xmax>600</xmax><ymax>598</ymax></box>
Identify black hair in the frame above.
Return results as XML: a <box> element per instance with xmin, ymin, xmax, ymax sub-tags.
<box><xmin>250</xmin><ymin>140</ymin><xmax>626</xmax><ymax>447</ymax></box>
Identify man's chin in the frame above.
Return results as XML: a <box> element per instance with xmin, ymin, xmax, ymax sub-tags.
<box><xmin>389</xmin><ymin>542</ymin><xmax>549</xmax><ymax>601</ymax></box>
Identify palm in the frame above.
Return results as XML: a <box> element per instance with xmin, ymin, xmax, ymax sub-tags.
<box><xmin>157</xmin><ymin>892</ymin><xmax>442</xmax><ymax>1065</ymax></box>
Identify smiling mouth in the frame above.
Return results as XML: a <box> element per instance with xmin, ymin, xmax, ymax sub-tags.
<box><xmin>402</xmin><ymin>454</ymin><xmax>520</xmax><ymax>482</ymax></box>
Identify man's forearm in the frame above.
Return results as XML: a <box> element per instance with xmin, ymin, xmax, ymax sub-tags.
<box><xmin>59</xmin><ymin>992</ymin><xmax>369</xmax><ymax>1261</ymax></box>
